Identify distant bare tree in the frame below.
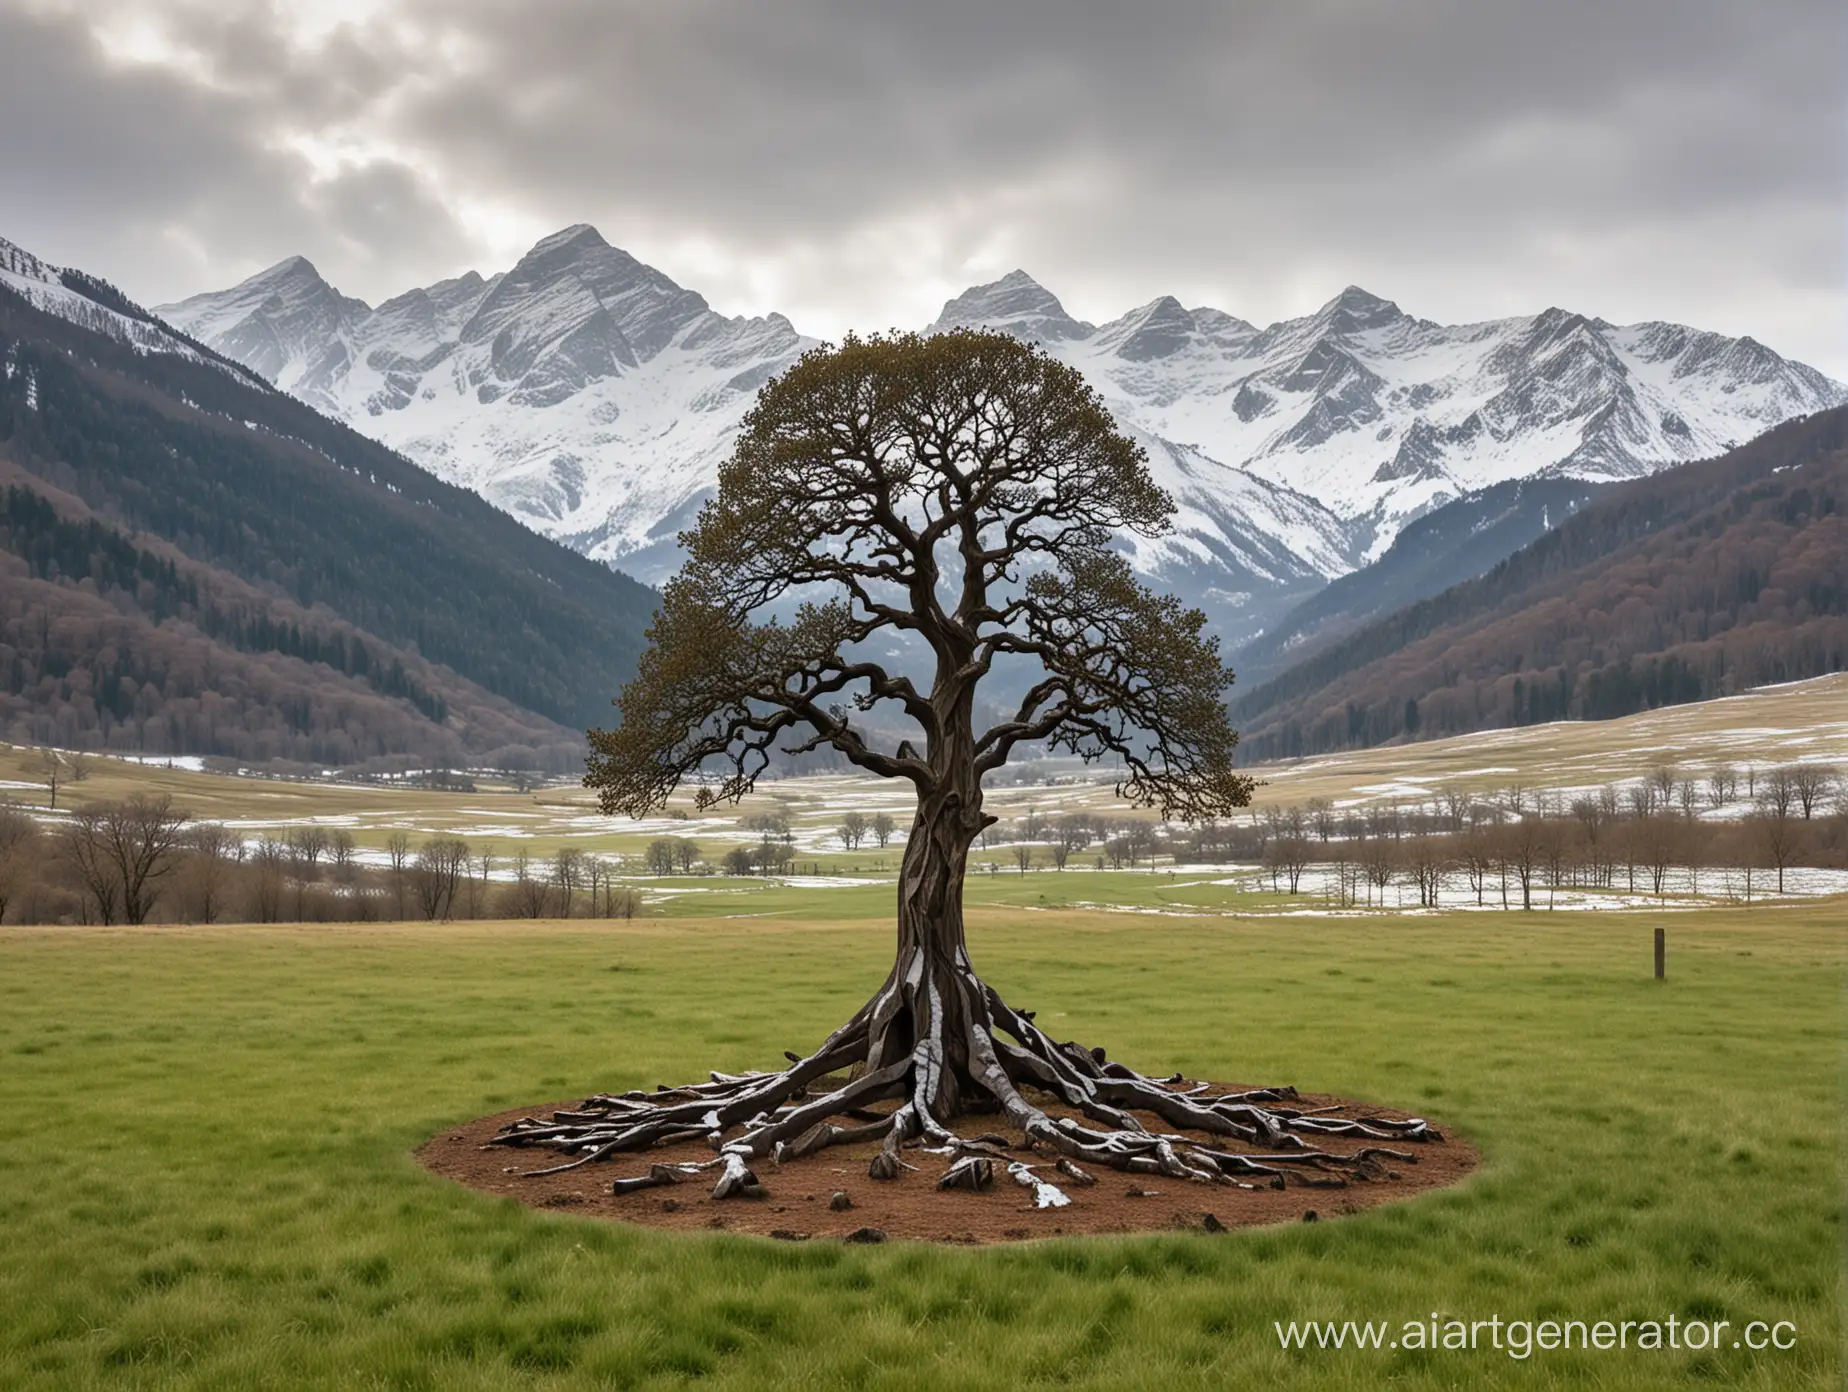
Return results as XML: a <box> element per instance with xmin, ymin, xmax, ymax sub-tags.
<box><xmin>551</xmin><ymin>847</ymin><xmax>585</xmax><ymax>916</ymax></box>
<box><xmin>645</xmin><ymin>839</ymin><xmax>677</xmax><ymax>876</ymax></box>
<box><xmin>1538</xmin><ymin>821</ymin><xmax>1573</xmax><ymax>908</ymax></box>
<box><xmin>289</xmin><ymin>826</ymin><xmax>329</xmax><ymax>876</ymax></box>
<box><xmin>61</xmin><ymin>832</ymin><xmax>113</xmax><ymax>922</ymax></box>
<box><xmin>1308</xmin><ymin>796</ymin><xmax>1337</xmax><ymax>840</ymax></box>
<box><xmin>508</xmin><ymin>848</ymin><xmax>550</xmax><ymax>918</ymax></box>
<box><xmin>180</xmin><ymin>822</ymin><xmax>242</xmax><ymax>923</ymax></box>
<box><xmin>1646</xmin><ymin>764</ymin><xmax>1679</xmax><ymax>808</ymax></box>
<box><xmin>414</xmin><ymin>837</ymin><xmax>470</xmax><ymax>920</ymax></box>
<box><xmin>1360</xmin><ymin>835</ymin><xmax>1396</xmax><ymax>907</ymax></box>
<box><xmin>0</xmin><ymin>803</ymin><xmax>43</xmax><ymax>922</ymax></box>
<box><xmin>1705</xmin><ymin>766</ymin><xmax>1737</xmax><ymax>811</ymax></box>
<box><xmin>1790</xmin><ymin>765</ymin><xmax>1836</xmax><ymax>820</ymax></box>
<box><xmin>1750</xmin><ymin>809</ymin><xmax>1799</xmax><ymax>896</ymax></box>
<box><xmin>328</xmin><ymin>829</ymin><xmax>357</xmax><ymax>881</ymax></box>
<box><xmin>673</xmin><ymin>838</ymin><xmax>699</xmax><ymax>873</ymax></box>
<box><xmin>60</xmin><ymin>795</ymin><xmax>191</xmax><ymax>925</ymax></box>
<box><xmin>1459</xmin><ymin>825</ymin><xmax>1493</xmax><ymax>906</ymax></box>
<box><xmin>1269</xmin><ymin>834</ymin><xmax>1312</xmax><ymax>894</ymax></box>
<box><xmin>1021</xmin><ymin>806</ymin><xmax>1047</xmax><ymax>844</ymax></box>
<box><xmin>838</xmin><ymin>810</ymin><xmax>868</xmax><ymax>851</ymax></box>
<box><xmin>1403</xmin><ymin>832</ymin><xmax>1448</xmax><ymax>907</ymax></box>
<box><xmin>249</xmin><ymin>836</ymin><xmax>287</xmax><ymax>922</ymax></box>
<box><xmin>463</xmin><ymin>844</ymin><xmax>494</xmax><ymax>917</ymax></box>
<box><xmin>871</xmin><ymin>812</ymin><xmax>895</xmax><ymax>849</ymax></box>
<box><xmin>1675</xmin><ymin>778</ymin><xmax>1701</xmax><ymax>821</ymax></box>
<box><xmin>1636</xmin><ymin>816</ymin><xmax>1678</xmax><ymax>896</ymax></box>
<box><xmin>1050</xmin><ymin>815</ymin><xmax>1091</xmax><ymax>870</ymax></box>
<box><xmin>1498</xmin><ymin>817</ymin><xmax>1543</xmax><ymax>911</ymax></box>
<box><xmin>1626</xmin><ymin>781</ymin><xmax>1657</xmax><ymax>820</ymax></box>
<box><xmin>38</xmin><ymin>748</ymin><xmax>63</xmax><ymax>811</ymax></box>
<box><xmin>1012</xmin><ymin>842</ymin><xmax>1035</xmax><ymax>874</ymax></box>
<box><xmin>386</xmin><ymin>831</ymin><xmax>412</xmax><ymax>918</ymax></box>
<box><xmin>1757</xmin><ymin>767</ymin><xmax>1798</xmax><ymax>822</ymax></box>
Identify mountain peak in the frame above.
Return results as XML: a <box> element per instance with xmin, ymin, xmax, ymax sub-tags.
<box><xmin>1318</xmin><ymin>285</ymin><xmax>1402</xmax><ymax>331</ymax></box>
<box><xmin>1099</xmin><ymin>295</ymin><xmax>1201</xmax><ymax>361</ymax></box>
<box><xmin>529</xmin><ymin>223</ymin><xmax>609</xmax><ymax>256</ymax></box>
<box><xmin>931</xmin><ymin>270</ymin><xmax>1088</xmax><ymax>341</ymax></box>
<box><xmin>248</xmin><ymin>254</ymin><xmax>331</xmax><ymax>289</ymax></box>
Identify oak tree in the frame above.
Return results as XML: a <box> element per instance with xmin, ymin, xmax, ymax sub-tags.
<box><xmin>497</xmin><ymin>331</ymin><xmax>1433</xmax><ymax>1196</ymax></box>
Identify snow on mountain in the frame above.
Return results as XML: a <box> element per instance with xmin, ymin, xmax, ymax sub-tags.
<box><xmin>155</xmin><ymin>226</ymin><xmax>1846</xmax><ymax>644</ymax></box>
<box><xmin>932</xmin><ymin>275</ymin><xmax>1848</xmax><ymax>566</ymax></box>
<box><xmin>160</xmin><ymin>225</ymin><xmax>809</xmax><ymax>573</ymax></box>
<box><xmin>0</xmin><ymin>234</ymin><xmax>232</xmax><ymax>372</ymax></box>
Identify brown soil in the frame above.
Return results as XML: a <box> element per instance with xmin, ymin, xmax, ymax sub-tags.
<box><xmin>417</xmin><ymin>1085</ymin><xmax>1478</xmax><ymax>1245</ymax></box>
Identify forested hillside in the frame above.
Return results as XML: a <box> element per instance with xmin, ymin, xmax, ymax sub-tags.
<box><xmin>0</xmin><ymin>279</ymin><xmax>659</xmax><ymax>766</ymax></box>
<box><xmin>0</xmin><ymin>465</ymin><xmax>589</xmax><ymax>766</ymax></box>
<box><xmin>1233</xmin><ymin>476</ymin><xmax>1610</xmax><ymax>686</ymax></box>
<box><xmin>1233</xmin><ymin>407</ymin><xmax>1848</xmax><ymax>761</ymax></box>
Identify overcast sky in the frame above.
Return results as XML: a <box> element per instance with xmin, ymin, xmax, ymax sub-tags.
<box><xmin>3</xmin><ymin>0</ymin><xmax>1843</xmax><ymax>375</ymax></box>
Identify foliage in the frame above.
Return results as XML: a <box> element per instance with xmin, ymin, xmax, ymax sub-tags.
<box><xmin>587</xmin><ymin>330</ymin><xmax>1253</xmax><ymax>822</ymax></box>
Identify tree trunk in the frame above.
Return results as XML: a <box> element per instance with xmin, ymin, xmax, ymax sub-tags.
<box><xmin>868</xmin><ymin>704</ymin><xmax>990</xmax><ymax>1117</ymax></box>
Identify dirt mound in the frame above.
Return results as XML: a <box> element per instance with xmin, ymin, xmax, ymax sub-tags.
<box><xmin>418</xmin><ymin>1085</ymin><xmax>1476</xmax><ymax>1244</ymax></box>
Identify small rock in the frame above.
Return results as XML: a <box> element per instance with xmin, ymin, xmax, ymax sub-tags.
<box><xmin>829</xmin><ymin>1191</ymin><xmax>854</xmax><ymax>1212</ymax></box>
<box><xmin>1302</xmin><ymin>1210</ymin><xmax>1319</xmax><ymax>1223</ymax></box>
<box><xmin>1201</xmin><ymin>1213</ymin><xmax>1226</xmax><ymax>1233</ymax></box>
<box><xmin>660</xmin><ymin>1198</ymin><xmax>682</xmax><ymax>1213</ymax></box>
<box><xmin>706</xmin><ymin>1217</ymin><xmax>727</xmax><ymax>1229</ymax></box>
<box><xmin>1003</xmin><ymin>1227</ymin><xmax>1030</xmax><ymax>1240</ymax></box>
<box><xmin>1387</xmin><ymin>1171</ymin><xmax>1403</xmax><ymax>1181</ymax></box>
<box><xmin>843</xmin><ymin>1226</ymin><xmax>888</xmax><ymax>1244</ymax></box>
<box><xmin>1124</xmin><ymin>1187</ymin><xmax>1159</xmax><ymax>1199</ymax></box>
<box><xmin>769</xmin><ymin>1229</ymin><xmax>808</xmax><ymax>1242</ymax></box>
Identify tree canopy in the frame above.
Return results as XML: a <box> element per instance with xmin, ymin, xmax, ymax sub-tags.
<box><xmin>587</xmin><ymin>328</ymin><xmax>1254</xmax><ymax>820</ymax></box>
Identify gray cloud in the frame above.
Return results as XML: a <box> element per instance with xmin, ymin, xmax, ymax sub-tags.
<box><xmin>2</xmin><ymin>0</ymin><xmax>1842</xmax><ymax>374</ymax></box>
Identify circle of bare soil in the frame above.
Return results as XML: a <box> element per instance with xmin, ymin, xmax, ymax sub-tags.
<box><xmin>418</xmin><ymin>1086</ymin><xmax>1477</xmax><ymax>1245</ymax></box>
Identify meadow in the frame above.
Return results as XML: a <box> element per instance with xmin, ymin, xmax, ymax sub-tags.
<box><xmin>5</xmin><ymin>671</ymin><xmax>1842</xmax><ymax>875</ymax></box>
<box><xmin>0</xmin><ymin>901</ymin><xmax>1839</xmax><ymax>1390</ymax></box>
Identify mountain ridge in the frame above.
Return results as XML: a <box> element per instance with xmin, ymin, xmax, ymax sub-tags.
<box><xmin>0</xmin><ymin>246</ymin><xmax>660</xmax><ymax>766</ymax></box>
<box><xmin>135</xmin><ymin>225</ymin><xmax>1848</xmax><ymax>645</ymax></box>
<box><xmin>1231</xmin><ymin>406</ymin><xmax>1848</xmax><ymax>761</ymax></box>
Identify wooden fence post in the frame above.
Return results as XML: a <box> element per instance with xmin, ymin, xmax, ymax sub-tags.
<box><xmin>1654</xmin><ymin>927</ymin><xmax>1665</xmax><ymax>981</ymax></box>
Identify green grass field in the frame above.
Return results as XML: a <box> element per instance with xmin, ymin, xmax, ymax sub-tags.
<box><xmin>0</xmin><ymin>903</ymin><xmax>1839</xmax><ymax>1389</ymax></box>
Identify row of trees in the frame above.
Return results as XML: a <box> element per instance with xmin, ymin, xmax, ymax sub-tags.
<box><xmin>1265</xmin><ymin>810</ymin><xmax>1834</xmax><ymax>909</ymax></box>
<box><xmin>967</xmin><ymin>765</ymin><xmax>1847</xmax><ymax>887</ymax></box>
<box><xmin>0</xmin><ymin>799</ymin><xmax>642</xmax><ymax>924</ymax></box>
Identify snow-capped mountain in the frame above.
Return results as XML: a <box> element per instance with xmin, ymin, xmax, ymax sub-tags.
<box><xmin>932</xmin><ymin>272</ymin><xmax>1847</xmax><ymax>566</ymax></box>
<box><xmin>159</xmin><ymin>225</ymin><xmax>810</xmax><ymax>580</ymax></box>
<box><xmin>1</xmin><ymin>234</ymin><xmax>241</xmax><ymax>374</ymax></box>
<box><xmin>154</xmin><ymin>226</ymin><xmax>1846</xmax><ymax>645</ymax></box>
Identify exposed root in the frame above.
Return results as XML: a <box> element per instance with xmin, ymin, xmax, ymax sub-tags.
<box><xmin>489</xmin><ymin>964</ymin><xmax>1443</xmax><ymax>1200</ymax></box>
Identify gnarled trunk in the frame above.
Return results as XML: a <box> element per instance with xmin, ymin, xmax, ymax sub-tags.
<box><xmin>867</xmin><ymin>736</ymin><xmax>987</xmax><ymax>1116</ymax></box>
